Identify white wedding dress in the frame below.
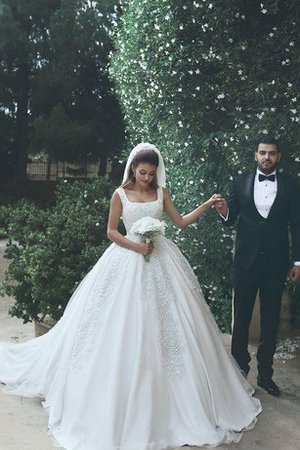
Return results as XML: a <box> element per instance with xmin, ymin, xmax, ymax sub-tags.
<box><xmin>0</xmin><ymin>187</ymin><xmax>261</xmax><ymax>450</ymax></box>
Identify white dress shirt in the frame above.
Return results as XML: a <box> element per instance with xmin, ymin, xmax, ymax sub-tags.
<box><xmin>254</xmin><ymin>169</ymin><xmax>277</xmax><ymax>218</ymax></box>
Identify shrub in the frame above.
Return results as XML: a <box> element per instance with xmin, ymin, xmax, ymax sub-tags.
<box><xmin>0</xmin><ymin>205</ymin><xmax>12</xmax><ymax>238</ymax></box>
<box><xmin>1</xmin><ymin>177</ymin><xmax>113</xmax><ymax>323</ymax></box>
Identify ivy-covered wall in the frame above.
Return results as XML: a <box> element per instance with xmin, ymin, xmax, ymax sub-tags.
<box><xmin>110</xmin><ymin>0</ymin><xmax>300</xmax><ymax>330</ymax></box>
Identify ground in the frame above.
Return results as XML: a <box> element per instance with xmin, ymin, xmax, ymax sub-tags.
<box><xmin>0</xmin><ymin>239</ymin><xmax>299</xmax><ymax>450</ymax></box>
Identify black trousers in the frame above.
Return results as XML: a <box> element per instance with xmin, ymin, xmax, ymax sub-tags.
<box><xmin>231</xmin><ymin>253</ymin><xmax>287</xmax><ymax>379</ymax></box>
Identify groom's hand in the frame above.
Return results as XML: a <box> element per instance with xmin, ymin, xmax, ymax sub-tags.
<box><xmin>214</xmin><ymin>195</ymin><xmax>229</xmax><ymax>217</ymax></box>
<box><xmin>287</xmin><ymin>265</ymin><xmax>300</xmax><ymax>282</ymax></box>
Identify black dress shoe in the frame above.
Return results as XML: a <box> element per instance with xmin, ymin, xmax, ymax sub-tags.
<box><xmin>257</xmin><ymin>376</ymin><xmax>281</xmax><ymax>397</ymax></box>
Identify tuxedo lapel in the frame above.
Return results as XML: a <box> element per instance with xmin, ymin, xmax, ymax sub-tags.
<box><xmin>244</xmin><ymin>171</ymin><xmax>259</xmax><ymax>216</ymax></box>
<box><xmin>267</xmin><ymin>172</ymin><xmax>285</xmax><ymax>220</ymax></box>
<box><xmin>245</xmin><ymin>171</ymin><xmax>255</xmax><ymax>199</ymax></box>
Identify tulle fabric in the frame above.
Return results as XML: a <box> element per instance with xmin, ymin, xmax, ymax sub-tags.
<box><xmin>0</xmin><ymin>187</ymin><xmax>261</xmax><ymax>450</ymax></box>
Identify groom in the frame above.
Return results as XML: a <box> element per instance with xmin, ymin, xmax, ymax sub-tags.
<box><xmin>215</xmin><ymin>136</ymin><xmax>300</xmax><ymax>396</ymax></box>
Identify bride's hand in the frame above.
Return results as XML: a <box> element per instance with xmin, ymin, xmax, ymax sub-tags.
<box><xmin>139</xmin><ymin>242</ymin><xmax>154</xmax><ymax>256</ymax></box>
<box><xmin>207</xmin><ymin>193</ymin><xmax>223</xmax><ymax>207</ymax></box>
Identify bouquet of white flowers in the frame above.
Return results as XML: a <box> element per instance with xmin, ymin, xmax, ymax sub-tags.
<box><xmin>130</xmin><ymin>216</ymin><xmax>166</xmax><ymax>262</ymax></box>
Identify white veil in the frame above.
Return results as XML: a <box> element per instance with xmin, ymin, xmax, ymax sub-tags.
<box><xmin>122</xmin><ymin>143</ymin><xmax>166</xmax><ymax>187</ymax></box>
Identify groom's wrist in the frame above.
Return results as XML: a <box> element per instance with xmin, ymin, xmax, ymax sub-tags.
<box><xmin>219</xmin><ymin>209</ymin><xmax>229</xmax><ymax>221</ymax></box>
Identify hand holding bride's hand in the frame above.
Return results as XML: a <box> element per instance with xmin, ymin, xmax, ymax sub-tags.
<box><xmin>139</xmin><ymin>242</ymin><xmax>154</xmax><ymax>256</ymax></box>
<box><xmin>212</xmin><ymin>194</ymin><xmax>229</xmax><ymax>216</ymax></box>
<box><xmin>287</xmin><ymin>265</ymin><xmax>300</xmax><ymax>282</ymax></box>
<box><xmin>206</xmin><ymin>193</ymin><xmax>225</xmax><ymax>208</ymax></box>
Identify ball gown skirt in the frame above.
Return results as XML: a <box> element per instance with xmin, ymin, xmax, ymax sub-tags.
<box><xmin>0</xmin><ymin>187</ymin><xmax>261</xmax><ymax>450</ymax></box>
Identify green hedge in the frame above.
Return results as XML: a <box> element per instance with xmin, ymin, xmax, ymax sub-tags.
<box><xmin>110</xmin><ymin>0</ymin><xmax>300</xmax><ymax>330</ymax></box>
<box><xmin>0</xmin><ymin>177</ymin><xmax>113</xmax><ymax>323</ymax></box>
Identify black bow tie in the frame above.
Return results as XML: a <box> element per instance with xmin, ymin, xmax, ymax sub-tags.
<box><xmin>258</xmin><ymin>174</ymin><xmax>276</xmax><ymax>182</ymax></box>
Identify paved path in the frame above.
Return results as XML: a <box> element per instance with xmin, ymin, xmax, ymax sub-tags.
<box><xmin>0</xmin><ymin>239</ymin><xmax>300</xmax><ymax>450</ymax></box>
<box><xmin>0</xmin><ymin>239</ymin><xmax>53</xmax><ymax>450</ymax></box>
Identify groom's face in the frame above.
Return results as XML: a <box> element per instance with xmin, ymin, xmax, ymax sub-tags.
<box><xmin>255</xmin><ymin>143</ymin><xmax>281</xmax><ymax>174</ymax></box>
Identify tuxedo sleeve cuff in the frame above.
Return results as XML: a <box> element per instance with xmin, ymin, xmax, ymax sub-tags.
<box><xmin>220</xmin><ymin>212</ymin><xmax>229</xmax><ymax>221</ymax></box>
<box><xmin>294</xmin><ymin>261</ymin><xmax>300</xmax><ymax>267</ymax></box>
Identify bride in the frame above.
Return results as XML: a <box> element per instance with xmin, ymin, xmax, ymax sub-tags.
<box><xmin>0</xmin><ymin>143</ymin><xmax>261</xmax><ymax>450</ymax></box>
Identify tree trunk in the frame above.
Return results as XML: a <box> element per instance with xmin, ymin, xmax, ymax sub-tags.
<box><xmin>11</xmin><ymin>5</ymin><xmax>31</xmax><ymax>183</ymax></box>
<box><xmin>99</xmin><ymin>157</ymin><xmax>107</xmax><ymax>176</ymax></box>
<box><xmin>14</xmin><ymin>61</ymin><xmax>30</xmax><ymax>182</ymax></box>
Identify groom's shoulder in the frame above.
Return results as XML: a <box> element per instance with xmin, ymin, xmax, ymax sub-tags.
<box><xmin>278</xmin><ymin>170</ymin><xmax>299</xmax><ymax>189</ymax></box>
<box><xmin>232</xmin><ymin>171</ymin><xmax>254</xmax><ymax>182</ymax></box>
<box><xmin>278</xmin><ymin>170</ymin><xmax>296</xmax><ymax>181</ymax></box>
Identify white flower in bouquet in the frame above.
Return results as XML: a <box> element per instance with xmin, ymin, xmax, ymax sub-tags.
<box><xmin>130</xmin><ymin>217</ymin><xmax>166</xmax><ymax>261</ymax></box>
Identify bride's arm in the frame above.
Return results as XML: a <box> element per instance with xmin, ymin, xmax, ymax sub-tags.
<box><xmin>107</xmin><ymin>191</ymin><xmax>153</xmax><ymax>256</ymax></box>
<box><xmin>163</xmin><ymin>188</ymin><xmax>217</xmax><ymax>229</ymax></box>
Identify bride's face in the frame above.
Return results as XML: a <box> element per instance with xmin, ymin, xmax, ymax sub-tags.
<box><xmin>133</xmin><ymin>162</ymin><xmax>157</xmax><ymax>188</ymax></box>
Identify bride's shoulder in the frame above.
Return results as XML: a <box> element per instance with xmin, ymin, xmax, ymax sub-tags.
<box><xmin>122</xmin><ymin>186</ymin><xmax>133</xmax><ymax>193</ymax></box>
<box><xmin>161</xmin><ymin>187</ymin><xmax>169</xmax><ymax>198</ymax></box>
<box><xmin>112</xmin><ymin>188</ymin><xmax>123</xmax><ymax>201</ymax></box>
<box><xmin>157</xmin><ymin>187</ymin><xmax>168</xmax><ymax>205</ymax></box>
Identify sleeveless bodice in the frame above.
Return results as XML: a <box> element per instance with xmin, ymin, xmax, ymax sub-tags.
<box><xmin>117</xmin><ymin>187</ymin><xmax>164</xmax><ymax>233</ymax></box>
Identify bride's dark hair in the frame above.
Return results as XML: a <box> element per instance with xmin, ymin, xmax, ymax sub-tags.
<box><xmin>122</xmin><ymin>149</ymin><xmax>159</xmax><ymax>189</ymax></box>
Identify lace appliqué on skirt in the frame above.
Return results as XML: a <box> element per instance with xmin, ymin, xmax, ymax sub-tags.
<box><xmin>143</xmin><ymin>239</ymin><xmax>186</xmax><ymax>381</ymax></box>
<box><xmin>70</xmin><ymin>246</ymin><xmax>129</xmax><ymax>369</ymax></box>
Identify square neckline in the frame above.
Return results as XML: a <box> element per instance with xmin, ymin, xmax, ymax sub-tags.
<box><xmin>121</xmin><ymin>186</ymin><xmax>161</xmax><ymax>204</ymax></box>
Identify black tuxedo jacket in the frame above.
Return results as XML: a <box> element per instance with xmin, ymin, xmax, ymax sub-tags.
<box><xmin>222</xmin><ymin>171</ymin><xmax>300</xmax><ymax>272</ymax></box>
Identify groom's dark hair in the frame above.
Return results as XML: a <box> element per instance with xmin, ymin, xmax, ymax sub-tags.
<box><xmin>254</xmin><ymin>136</ymin><xmax>280</xmax><ymax>153</ymax></box>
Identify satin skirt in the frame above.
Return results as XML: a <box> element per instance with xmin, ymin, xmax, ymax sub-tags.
<box><xmin>0</xmin><ymin>236</ymin><xmax>261</xmax><ymax>450</ymax></box>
